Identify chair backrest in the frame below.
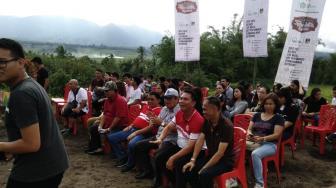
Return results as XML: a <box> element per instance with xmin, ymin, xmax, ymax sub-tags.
<box><xmin>293</xmin><ymin>115</ymin><xmax>302</xmax><ymax>137</ymax></box>
<box><xmin>201</xmin><ymin>87</ymin><xmax>209</xmax><ymax>99</ymax></box>
<box><xmin>128</xmin><ymin>104</ymin><xmax>142</xmax><ymax>124</ymax></box>
<box><xmin>233</xmin><ymin>114</ymin><xmax>252</xmax><ymax>131</ymax></box>
<box><xmin>319</xmin><ymin>105</ymin><xmax>334</xmax><ymax>128</ymax></box>
<box><xmin>325</xmin><ymin>106</ymin><xmax>336</xmax><ymax>130</ymax></box>
<box><xmin>232</xmin><ymin>127</ymin><xmax>247</xmax><ymax>169</ymax></box>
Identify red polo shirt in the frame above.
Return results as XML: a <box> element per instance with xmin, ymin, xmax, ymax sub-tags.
<box><xmin>132</xmin><ymin>105</ymin><xmax>161</xmax><ymax>129</ymax></box>
<box><xmin>103</xmin><ymin>94</ymin><xmax>128</xmax><ymax>128</ymax></box>
<box><xmin>172</xmin><ymin>109</ymin><xmax>204</xmax><ymax>148</ymax></box>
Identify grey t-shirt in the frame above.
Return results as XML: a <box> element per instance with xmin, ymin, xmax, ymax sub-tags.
<box><xmin>5</xmin><ymin>78</ymin><xmax>69</xmax><ymax>182</ymax></box>
<box><xmin>156</xmin><ymin>104</ymin><xmax>180</xmax><ymax>143</ymax></box>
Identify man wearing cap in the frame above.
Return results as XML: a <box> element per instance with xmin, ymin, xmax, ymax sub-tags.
<box><xmin>86</xmin><ymin>81</ymin><xmax>128</xmax><ymax>154</ymax></box>
<box><xmin>31</xmin><ymin>56</ymin><xmax>49</xmax><ymax>90</ymax></box>
<box><xmin>133</xmin><ymin>88</ymin><xmax>180</xmax><ymax>185</ymax></box>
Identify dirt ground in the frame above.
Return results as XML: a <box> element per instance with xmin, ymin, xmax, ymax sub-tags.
<box><xmin>0</xmin><ymin>119</ymin><xmax>336</xmax><ymax>188</ymax></box>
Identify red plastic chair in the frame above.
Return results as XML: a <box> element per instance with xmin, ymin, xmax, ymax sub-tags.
<box><xmin>301</xmin><ymin>105</ymin><xmax>336</xmax><ymax>155</ymax></box>
<box><xmin>233</xmin><ymin>114</ymin><xmax>252</xmax><ymax>131</ymax></box>
<box><xmin>52</xmin><ymin>83</ymin><xmax>70</xmax><ymax>120</ymax></box>
<box><xmin>280</xmin><ymin>117</ymin><xmax>302</xmax><ymax>166</ymax></box>
<box><xmin>302</xmin><ymin>104</ymin><xmax>331</xmax><ymax>126</ymax></box>
<box><xmin>201</xmin><ymin>87</ymin><xmax>209</xmax><ymax>101</ymax></box>
<box><xmin>128</xmin><ymin>104</ymin><xmax>142</xmax><ymax>125</ymax></box>
<box><xmin>257</xmin><ymin>135</ymin><xmax>282</xmax><ymax>188</ymax></box>
<box><xmin>216</xmin><ymin>127</ymin><xmax>247</xmax><ymax>188</ymax></box>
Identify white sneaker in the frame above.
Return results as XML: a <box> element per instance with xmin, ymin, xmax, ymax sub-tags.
<box><xmin>254</xmin><ymin>183</ymin><xmax>264</xmax><ymax>188</ymax></box>
<box><xmin>225</xmin><ymin>178</ymin><xmax>238</xmax><ymax>188</ymax></box>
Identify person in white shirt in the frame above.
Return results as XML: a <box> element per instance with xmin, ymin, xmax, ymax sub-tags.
<box><xmin>123</xmin><ymin>73</ymin><xmax>134</xmax><ymax>102</ymax></box>
<box><xmin>128</xmin><ymin>76</ymin><xmax>142</xmax><ymax>106</ymax></box>
<box><xmin>61</xmin><ymin>79</ymin><xmax>88</xmax><ymax>134</ymax></box>
<box><xmin>332</xmin><ymin>86</ymin><xmax>336</xmax><ymax>106</ymax></box>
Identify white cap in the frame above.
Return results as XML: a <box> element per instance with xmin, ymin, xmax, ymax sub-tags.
<box><xmin>164</xmin><ymin>88</ymin><xmax>179</xmax><ymax>97</ymax></box>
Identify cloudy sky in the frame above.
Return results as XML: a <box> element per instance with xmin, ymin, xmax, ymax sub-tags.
<box><xmin>1</xmin><ymin>0</ymin><xmax>335</xmax><ymax>51</ymax></box>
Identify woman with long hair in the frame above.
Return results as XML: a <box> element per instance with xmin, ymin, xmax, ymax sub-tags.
<box><xmin>302</xmin><ymin>88</ymin><xmax>327</xmax><ymax>125</ymax></box>
<box><xmin>247</xmin><ymin>93</ymin><xmax>285</xmax><ymax>188</ymax></box>
<box><xmin>223</xmin><ymin>86</ymin><xmax>248</xmax><ymax>119</ymax></box>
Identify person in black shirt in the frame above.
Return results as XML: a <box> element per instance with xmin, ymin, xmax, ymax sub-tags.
<box><xmin>303</xmin><ymin>88</ymin><xmax>327</xmax><ymax>125</ymax></box>
<box><xmin>278</xmin><ymin>87</ymin><xmax>299</xmax><ymax>140</ymax></box>
<box><xmin>90</xmin><ymin>69</ymin><xmax>105</xmax><ymax>116</ymax></box>
<box><xmin>290</xmin><ymin>80</ymin><xmax>306</xmax><ymax>100</ymax></box>
<box><xmin>0</xmin><ymin>38</ymin><xmax>69</xmax><ymax>188</ymax></box>
<box><xmin>31</xmin><ymin>57</ymin><xmax>49</xmax><ymax>91</ymax></box>
<box><xmin>182</xmin><ymin>97</ymin><xmax>234</xmax><ymax>188</ymax></box>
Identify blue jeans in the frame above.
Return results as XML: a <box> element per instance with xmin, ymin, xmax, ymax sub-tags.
<box><xmin>107</xmin><ymin>128</ymin><xmax>137</xmax><ymax>160</ymax></box>
<box><xmin>251</xmin><ymin>142</ymin><xmax>277</xmax><ymax>186</ymax></box>
<box><xmin>125</xmin><ymin>134</ymin><xmax>145</xmax><ymax>167</ymax></box>
<box><xmin>107</xmin><ymin>128</ymin><xmax>145</xmax><ymax>167</ymax></box>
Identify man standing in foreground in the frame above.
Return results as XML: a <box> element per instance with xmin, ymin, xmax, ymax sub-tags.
<box><xmin>0</xmin><ymin>38</ymin><xmax>69</xmax><ymax>187</ymax></box>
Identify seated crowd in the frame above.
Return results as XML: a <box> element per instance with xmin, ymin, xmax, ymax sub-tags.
<box><xmin>54</xmin><ymin>68</ymin><xmax>336</xmax><ymax>188</ymax></box>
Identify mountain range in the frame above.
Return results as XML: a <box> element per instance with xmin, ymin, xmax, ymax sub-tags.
<box><xmin>0</xmin><ymin>16</ymin><xmax>163</xmax><ymax>47</ymax></box>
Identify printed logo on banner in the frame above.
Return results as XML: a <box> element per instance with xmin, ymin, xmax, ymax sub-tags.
<box><xmin>176</xmin><ymin>1</ymin><xmax>197</xmax><ymax>14</ymax></box>
<box><xmin>292</xmin><ymin>17</ymin><xmax>318</xmax><ymax>33</ymax></box>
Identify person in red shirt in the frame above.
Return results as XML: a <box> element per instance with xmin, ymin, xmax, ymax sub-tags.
<box><xmin>86</xmin><ymin>81</ymin><xmax>128</xmax><ymax>154</ymax></box>
<box><xmin>108</xmin><ymin>92</ymin><xmax>161</xmax><ymax>172</ymax></box>
<box><xmin>151</xmin><ymin>88</ymin><xmax>204</xmax><ymax>187</ymax></box>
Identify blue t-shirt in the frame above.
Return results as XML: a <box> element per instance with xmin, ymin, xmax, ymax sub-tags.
<box><xmin>251</xmin><ymin>113</ymin><xmax>284</xmax><ymax>139</ymax></box>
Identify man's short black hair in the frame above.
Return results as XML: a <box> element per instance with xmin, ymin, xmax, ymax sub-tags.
<box><xmin>148</xmin><ymin>75</ymin><xmax>154</xmax><ymax>80</ymax></box>
<box><xmin>221</xmin><ymin>77</ymin><xmax>230</xmax><ymax>83</ymax></box>
<box><xmin>0</xmin><ymin>38</ymin><xmax>25</xmax><ymax>59</ymax></box>
<box><xmin>133</xmin><ymin>76</ymin><xmax>142</xmax><ymax>86</ymax></box>
<box><xmin>96</xmin><ymin>69</ymin><xmax>103</xmax><ymax>73</ymax></box>
<box><xmin>159</xmin><ymin>76</ymin><xmax>166</xmax><ymax>83</ymax></box>
<box><xmin>206</xmin><ymin>96</ymin><xmax>221</xmax><ymax>110</ymax></box>
<box><xmin>333</xmin><ymin>86</ymin><xmax>336</xmax><ymax>91</ymax></box>
<box><xmin>31</xmin><ymin>57</ymin><xmax>43</xmax><ymax>65</ymax></box>
<box><xmin>112</xmin><ymin>72</ymin><xmax>119</xmax><ymax>79</ymax></box>
<box><xmin>123</xmin><ymin>73</ymin><xmax>132</xmax><ymax>78</ymax></box>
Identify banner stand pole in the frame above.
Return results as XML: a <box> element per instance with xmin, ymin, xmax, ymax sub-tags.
<box><xmin>252</xmin><ymin>58</ymin><xmax>257</xmax><ymax>87</ymax></box>
<box><xmin>186</xmin><ymin>62</ymin><xmax>189</xmax><ymax>82</ymax></box>
<box><xmin>197</xmin><ymin>61</ymin><xmax>201</xmax><ymax>86</ymax></box>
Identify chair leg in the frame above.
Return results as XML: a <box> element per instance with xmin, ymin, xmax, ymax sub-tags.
<box><xmin>262</xmin><ymin>163</ymin><xmax>268</xmax><ymax>188</ymax></box>
<box><xmin>290</xmin><ymin>142</ymin><xmax>295</xmax><ymax>159</ymax></box>
<box><xmin>320</xmin><ymin>134</ymin><xmax>326</xmax><ymax>155</ymax></box>
<box><xmin>301</xmin><ymin>131</ymin><xmax>305</xmax><ymax>149</ymax></box>
<box><xmin>274</xmin><ymin>160</ymin><xmax>281</xmax><ymax>184</ymax></box>
<box><xmin>280</xmin><ymin>144</ymin><xmax>285</xmax><ymax>167</ymax></box>
<box><xmin>238</xmin><ymin>173</ymin><xmax>248</xmax><ymax>188</ymax></box>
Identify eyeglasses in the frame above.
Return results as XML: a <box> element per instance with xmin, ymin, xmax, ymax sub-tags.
<box><xmin>0</xmin><ymin>58</ymin><xmax>19</xmax><ymax>69</ymax></box>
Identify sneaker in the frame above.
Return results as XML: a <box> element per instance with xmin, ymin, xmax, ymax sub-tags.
<box><xmin>60</xmin><ymin>128</ymin><xmax>70</xmax><ymax>134</ymax></box>
<box><xmin>87</xmin><ymin>148</ymin><xmax>103</xmax><ymax>155</ymax></box>
<box><xmin>225</xmin><ymin>178</ymin><xmax>238</xmax><ymax>188</ymax></box>
<box><xmin>254</xmin><ymin>183</ymin><xmax>264</xmax><ymax>188</ymax></box>
<box><xmin>326</xmin><ymin>136</ymin><xmax>333</xmax><ymax>143</ymax></box>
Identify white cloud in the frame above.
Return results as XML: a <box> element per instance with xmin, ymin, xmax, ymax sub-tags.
<box><xmin>0</xmin><ymin>0</ymin><xmax>335</xmax><ymax>43</ymax></box>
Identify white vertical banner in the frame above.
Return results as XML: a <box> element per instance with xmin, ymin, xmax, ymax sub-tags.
<box><xmin>243</xmin><ymin>0</ymin><xmax>269</xmax><ymax>57</ymax></box>
<box><xmin>175</xmin><ymin>0</ymin><xmax>200</xmax><ymax>62</ymax></box>
<box><xmin>275</xmin><ymin>0</ymin><xmax>326</xmax><ymax>88</ymax></box>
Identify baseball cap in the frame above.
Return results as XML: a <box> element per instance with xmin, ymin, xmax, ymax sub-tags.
<box><xmin>102</xmin><ymin>81</ymin><xmax>117</xmax><ymax>91</ymax></box>
<box><xmin>164</xmin><ymin>88</ymin><xmax>179</xmax><ymax>98</ymax></box>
